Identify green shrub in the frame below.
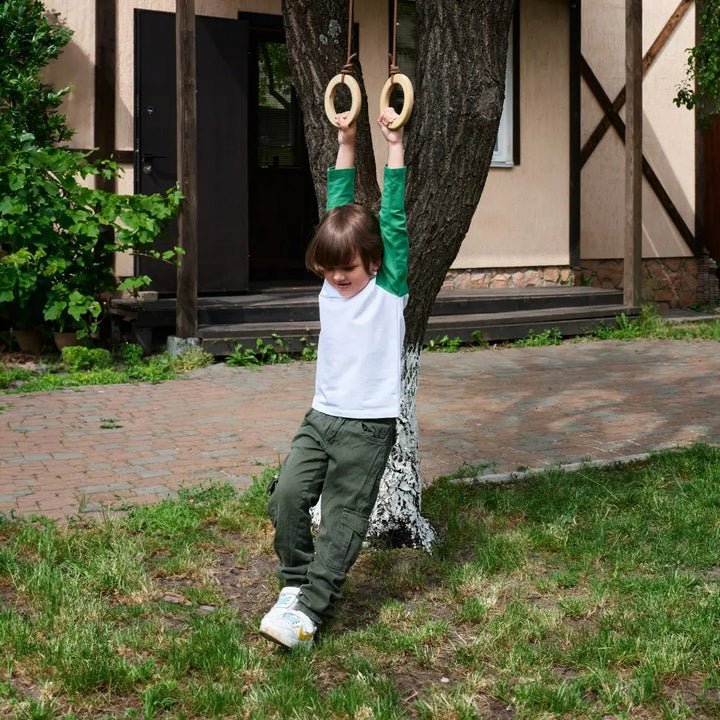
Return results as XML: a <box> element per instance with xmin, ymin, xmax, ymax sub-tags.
<box><xmin>120</xmin><ymin>343</ymin><xmax>144</xmax><ymax>366</ymax></box>
<box><xmin>169</xmin><ymin>347</ymin><xmax>214</xmax><ymax>372</ymax></box>
<box><xmin>0</xmin><ymin>0</ymin><xmax>181</xmax><ymax>338</ymax></box>
<box><xmin>60</xmin><ymin>345</ymin><xmax>112</xmax><ymax>372</ymax></box>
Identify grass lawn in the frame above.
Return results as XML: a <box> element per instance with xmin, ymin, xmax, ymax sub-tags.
<box><xmin>1</xmin><ymin>444</ymin><xmax>719</xmax><ymax>719</ymax></box>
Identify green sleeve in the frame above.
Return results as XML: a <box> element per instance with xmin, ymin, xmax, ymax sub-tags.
<box><xmin>326</xmin><ymin>167</ymin><xmax>355</xmax><ymax>210</ymax></box>
<box><xmin>376</xmin><ymin>166</ymin><xmax>408</xmax><ymax>297</ymax></box>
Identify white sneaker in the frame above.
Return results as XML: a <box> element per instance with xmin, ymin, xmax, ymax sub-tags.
<box><xmin>259</xmin><ymin>607</ymin><xmax>317</xmax><ymax>649</ymax></box>
<box><xmin>264</xmin><ymin>586</ymin><xmax>300</xmax><ymax>620</ymax></box>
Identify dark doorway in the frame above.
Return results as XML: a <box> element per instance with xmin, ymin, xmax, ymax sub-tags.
<box><xmin>135</xmin><ymin>10</ymin><xmax>317</xmax><ymax>295</ymax></box>
<box><xmin>245</xmin><ymin>14</ymin><xmax>319</xmax><ymax>284</ymax></box>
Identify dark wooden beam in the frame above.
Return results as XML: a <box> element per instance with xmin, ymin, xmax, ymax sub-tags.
<box><xmin>94</xmin><ymin>0</ymin><xmax>117</xmax><ymax>193</ymax></box>
<box><xmin>67</xmin><ymin>148</ymin><xmax>133</xmax><ymax>164</ymax></box>
<box><xmin>175</xmin><ymin>0</ymin><xmax>198</xmax><ymax>338</ymax></box>
<box><xmin>569</xmin><ymin>0</ymin><xmax>581</xmax><ymax>268</ymax></box>
<box><xmin>695</xmin><ymin>0</ymin><xmax>707</xmax><ymax>258</ymax></box>
<box><xmin>625</xmin><ymin>0</ymin><xmax>642</xmax><ymax>308</ymax></box>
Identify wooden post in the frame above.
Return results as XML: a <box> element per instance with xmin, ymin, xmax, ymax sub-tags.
<box><xmin>175</xmin><ymin>0</ymin><xmax>198</xmax><ymax>338</ymax></box>
<box><xmin>624</xmin><ymin>0</ymin><xmax>643</xmax><ymax>308</ymax></box>
<box><xmin>94</xmin><ymin>0</ymin><xmax>116</xmax><ymax>194</ymax></box>
<box><xmin>569</xmin><ymin>0</ymin><xmax>581</xmax><ymax>268</ymax></box>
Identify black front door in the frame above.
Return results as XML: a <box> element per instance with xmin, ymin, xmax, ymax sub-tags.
<box><xmin>135</xmin><ymin>10</ymin><xmax>248</xmax><ymax>294</ymax></box>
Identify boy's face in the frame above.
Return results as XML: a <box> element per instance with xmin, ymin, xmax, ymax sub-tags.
<box><xmin>323</xmin><ymin>250</ymin><xmax>378</xmax><ymax>298</ymax></box>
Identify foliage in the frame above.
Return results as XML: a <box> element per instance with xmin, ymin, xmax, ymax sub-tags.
<box><xmin>0</xmin><ymin>0</ymin><xmax>182</xmax><ymax>337</ymax></box>
<box><xmin>674</xmin><ymin>0</ymin><xmax>720</xmax><ymax>127</ymax></box>
<box><xmin>1</xmin><ymin>345</ymin><xmax>215</xmax><ymax>393</ymax></box>
<box><xmin>120</xmin><ymin>342</ymin><xmax>145</xmax><ymax>366</ymax></box>
<box><xmin>1</xmin><ymin>445</ymin><xmax>720</xmax><ymax>717</ymax></box>
<box><xmin>168</xmin><ymin>346</ymin><xmax>214</xmax><ymax>372</ymax></box>
<box><xmin>60</xmin><ymin>345</ymin><xmax>112</xmax><ymax>372</ymax></box>
<box><xmin>512</xmin><ymin>327</ymin><xmax>563</xmax><ymax>347</ymax></box>
<box><xmin>300</xmin><ymin>331</ymin><xmax>318</xmax><ymax>361</ymax></box>
<box><xmin>424</xmin><ymin>335</ymin><xmax>462</xmax><ymax>352</ymax></box>
<box><xmin>0</xmin><ymin>0</ymin><xmax>73</xmax><ymax>146</ymax></box>
<box><xmin>225</xmin><ymin>335</ymin><xmax>294</xmax><ymax>367</ymax></box>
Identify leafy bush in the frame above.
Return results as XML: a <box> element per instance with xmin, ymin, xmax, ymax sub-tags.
<box><xmin>513</xmin><ymin>328</ymin><xmax>563</xmax><ymax>347</ymax></box>
<box><xmin>225</xmin><ymin>335</ymin><xmax>293</xmax><ymax>367</ymax></box>
<box><xmin>0</xmin><ymin>1</ymin><xmax>182</xmax><ymax>337</ymax></box>
<box><xmin>169</xmin><ymin>347</ymin><xmax>214</xmax><ymax>372</ymax></box>
<box><xmin>120</xmin><ymin>343</ymin><xmax>145</xmax><ymax>366</ymax></box>
<box><xmin>674</xmin><ymin>0</ymin><xmax>720</xmax><ymax>127</ymax></box>
<box><xmin>426</xmin><ymin>335</ymin><xmax>463</xmax><ymax>352</ymax></box>
<box><xmin>60</xmin><ymin>345</ymin><xmax>112</xmax><ymax>372</ymax></box>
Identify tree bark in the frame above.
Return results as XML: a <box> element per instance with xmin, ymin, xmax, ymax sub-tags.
<box><xmin>283</xmin><ymin>0</ymin><xmax>515</xmax><ymax>546</ymax></box>
<box><xmin>282</xmin><ymin>0</ymin><xmax>380</xmax><ymax>211</ymax></box>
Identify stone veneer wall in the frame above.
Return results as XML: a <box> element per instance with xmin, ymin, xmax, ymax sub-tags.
<box><xmin>576</xmin><ymin>257</ymin><xmax>719</xmax><ymax>309</ymax></box>
<box><xmin>442</xmin><ymin>266</ymin><xmax>575</xmax><ymax>290</ymax></box>
<box><xmin>443</xmin><ymin>257</ymin><xmax>719</xmax><ymax>309</ymax></box>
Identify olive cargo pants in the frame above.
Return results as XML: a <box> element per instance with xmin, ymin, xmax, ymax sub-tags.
<box><xmin>267</xmin><ymin>408</ymin><xmax>396</xmax><ymax>624</ymax></box>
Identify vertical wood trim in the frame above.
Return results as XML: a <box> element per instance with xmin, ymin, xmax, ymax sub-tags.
<box><xmin>176</xmin><ymin>0</ymin><xmax>198</xmax><ymax>337</ymax></box>
<box><xmin>695</xmin><ymin>0</ymin><xmax>706</xmax><ymax>257</ymax></box>
<box><xmin>95</xmin><ymin>0</ymin><xmax>117</xmax><ymax>193</ymax></box>
<box><xmin>512</xmin><ymin>0</ymin><xmax>521</xmax><ymax>165</ymax></box>
<box><xmin>569</xmin><ymin>0</ymin><xmax>581</xmax><ymax>267</ymax></box>
<box><xmin>624</xmin><ymin>0</ymin><xmax>643</xmax><ymax>308</ymax></box>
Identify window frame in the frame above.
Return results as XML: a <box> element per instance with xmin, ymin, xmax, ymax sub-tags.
<box><xmin>492</xmin><ymin>5</ymin><xmax>520</xmax><ymax>168</ymax></box>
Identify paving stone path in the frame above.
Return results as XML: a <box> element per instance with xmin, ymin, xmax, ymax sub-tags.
<box><xmin>1</xmin><ymin>339</ymin><xmax>719</xmax><ymax>519</ymax></box>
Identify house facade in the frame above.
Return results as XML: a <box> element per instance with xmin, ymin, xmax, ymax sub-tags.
<box><xmin>43</xmin><ymin>0</ymin><xmax>718</xmax><ymax>308</ymax></box>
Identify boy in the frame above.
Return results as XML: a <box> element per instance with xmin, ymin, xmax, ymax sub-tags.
<box><xmin>260</xmin><ymin>108</ymin><xmax>407</xmax><ymax>648</ymax></box>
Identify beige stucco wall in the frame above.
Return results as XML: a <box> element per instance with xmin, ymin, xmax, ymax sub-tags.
<box><xmin>581</xmin><ymin>0</ymin><xmax>695</xmax><ymax>259</ymax></box>
<box><xmin>44</xmin><ymin>3</ymin><xmax>95</xmax><ymax>150</ymax></box>
<box><xmin>454</xmin><ymin>0</ymin><xmax>570</xmax><ymax>269</ymax></box>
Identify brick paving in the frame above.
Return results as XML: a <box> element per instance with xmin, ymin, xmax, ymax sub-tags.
<box><xmin>1</xmin><ymin>339</ymin><xmax>719</xmax><ymax>519</ymax></box>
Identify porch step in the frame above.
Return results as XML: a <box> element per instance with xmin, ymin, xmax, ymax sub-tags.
<box><xmin>200</xmin><ymin>302</ymin><xmax>635</xmax><ymax>356</ymax></box>
<box><xmin>110</xmin><ymin>286</ymin><xmax>632</xmax><ymax>355</ymax></box>
<box><xmin>112</xmin><ymin>286</ymin><xmax>623</xmax><ymax>328</ymax></box>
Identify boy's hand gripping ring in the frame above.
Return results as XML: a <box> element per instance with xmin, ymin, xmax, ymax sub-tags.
<box><xmin>379</xmin><ymin>73</ymin><xmax>414</xmax><ymax>129</ymax></box>
<box><xmin>324</xmin><ymin>74</ymin><xmax>362</xmax><ymax>126</ymax></box>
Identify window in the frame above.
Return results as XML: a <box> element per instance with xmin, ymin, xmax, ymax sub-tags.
<box><xmin>396</xmin><ymin>1</ymin><xmax>517</xmax><ymax>167</ymax></box>
<box><xmin>492</xmin><ymin>22</ymin><xmax>515</xmax><ymax>167</ymax></box>
<box><xmin>254</xmin><ymin>38</ymin><xmax>301</xmax><ymax>168</ymax></box>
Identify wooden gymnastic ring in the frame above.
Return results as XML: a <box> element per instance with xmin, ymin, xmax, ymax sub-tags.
<box><xmin>324</xmin><ymin>73</ymin><xmax>362</xmax><ymax>126</ymax></box>
<box><xmin>379</xmin><ymin>73</ymin><xmax>414</xmax><ymax>129</ymax></box>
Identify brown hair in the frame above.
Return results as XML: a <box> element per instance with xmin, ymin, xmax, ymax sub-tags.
<box><xmin>305</xmin><ymin>203</ymin><xmax>383</xmax><ymax>276</ymax></box>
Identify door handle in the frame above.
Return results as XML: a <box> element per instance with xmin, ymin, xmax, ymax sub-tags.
<box><xmin>141</xmin><ymin>153</ymin><xmax>168</xmax><ymax>175</ymax></box>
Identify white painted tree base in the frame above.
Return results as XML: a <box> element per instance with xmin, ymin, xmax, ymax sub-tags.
<box><xmin>366</xmin><ymin>344</ymin><xmax>436</xmax><ymax>550</ymax></box>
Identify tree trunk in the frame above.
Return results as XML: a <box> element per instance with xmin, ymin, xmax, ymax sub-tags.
<box><xmin>282</xmin><ymin>0</ymin><xmax>380</xmax><ymax>211</ymax></box>
<box><xmin>283</xmin><ymin>0</ymin><xmax>515</xmax><ymax>547</ymax></box>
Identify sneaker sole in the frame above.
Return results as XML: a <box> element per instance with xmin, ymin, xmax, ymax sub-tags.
<box><xmin>259</xmin><ymin>626</ymin><xmax>314</xmax><ymax>649</ymax></box>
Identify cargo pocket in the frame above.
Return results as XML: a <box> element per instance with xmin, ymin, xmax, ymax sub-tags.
<box><xmin>360</xmin><ymin>419</ymin><xmax>395</xmax><ymax>445</ymax></box>
<box><xmin>326</xmin><ymin>508</ymin><xmax>369</xmax><ymax>573</ymax></box>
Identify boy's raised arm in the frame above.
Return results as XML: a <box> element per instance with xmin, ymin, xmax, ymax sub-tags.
<box><xmin>327</xmin><ymin>112</ymin><xmax>356</xmax><ymax>210</ymax></box>
<box><xmin>378</xmin><ymin>108</ymin><xmax>404</xmax><ymax>169</ymax></box>
<box><xmin>377</xmin><ymin>108</ymin><xmax>408</xmax><ymax>297</ymax></box>
<box><xmin>334</xmin><ymin>112</ymin><xmax>356</xmax><ymax>170</ymax></box>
